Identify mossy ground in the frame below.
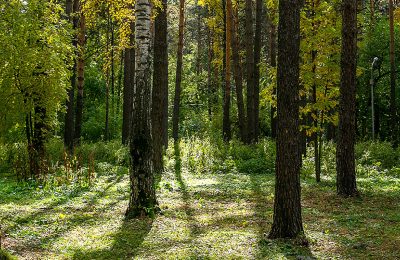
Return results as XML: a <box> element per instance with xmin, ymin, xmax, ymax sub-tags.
<box><xmin>0</xmin><ymin>140</ymin><xmax>399</xmax><ymax>259</ymax></box>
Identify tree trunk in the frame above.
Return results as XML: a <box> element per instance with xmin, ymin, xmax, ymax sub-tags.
<box><xmin>74</xmin><ymin>5</ymin><xmax>85</xmax><ymax>145</ymax></box>
<box><xmin>268</xmin><ymin>0</ymin><xmax>304</xmax><ymax>239</ymax></box>
<box><xmin>231</xmin><ymin>4</ymin><xmax>246</xmax><ymax>142</ymax></box>
<box><xmin>223</xmin><ymin>0</ymin><xmax>232</xmax><ymax>142</ymax></box>
<box><xmin>253</xmin><ymin>0</ymin><xmax>263</xmax><ymax>142</ymax></box>
<box><xmin>172</xmin><ymin>0</ymin><xmax>185</xmax><ymax>142</ymax></box>
<box><xmin>207</xmin><ymin>27</ymin><xmax>213</xmax><ymax>121</ymax></box>
<box><xmin>122</xmin><ymin>21</ymin><xmax>135</xmax><ymax>145</ymax></box>
<box><xmin>152</xmin><ymin>0</ymin><xmax>169</xmax><ymax>173</ymax></box>
<box><xmin>389</xmin><ymin>0</ymin><xmax>398</xmax><ymax>148</ymax></box>
<box><xmin>245</xmin><ymin>0</ymin><xmax>255</xmax><ymax>143</ymax></box>
<box><xmin>270</xmin><ymin>21</ymin><xmax>277</xmax><ymax>139</ymax></box>
<box><xmin>64</xmin><ymin>0</ymin><xmax>78</xmax><ymax>153</ymax></box>
<box><xmin>336</xmin><ymin>0</ymin><xmax>358</xmax><ymax>197</ymax></box>
<box><xmin>126</xmin><ymin>0</ymin><xmax>156</xmax><ymax>218</ymax></box>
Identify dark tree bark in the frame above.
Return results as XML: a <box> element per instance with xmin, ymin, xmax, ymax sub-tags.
<box><xmin>152</xmin><ymin>0</ymin><xmax>169</xmax><ymax>173</ymax></box>
<box><xmin>122</xmin><ymin>21</ymin><xmax>135</xmax><ymax>145</ymax></box>
<box><xmin>231</xmin><ymin>4</ymin><xmax>246</xmax><ymax>142</ymax></box>
<box><xmin>268</xmin><ymin>0</ymin><xmax>304</xmax><ymax>239</ymax></box>
<box><xmin>64</xmin><ymin>0</ymin><xmax>79</xmax><ymax>153</ymax></box>
<box><xmin>207</xmin><ymin>27</ymin><xmax>213</xmax><ymax>121</ymax></box>
<box><xmin>253</xmin><ymin>0</ymin><xmax>263</xmax><ymax>142</ymax></box>
<box><xmin>126</xmin><ymin>0</ymin><xmax>156</xmax><ymax>218</ymax></box>
<box><xmin>245</xmin><ymin>0</ymin><xmax>255</xmax><ymax>143</ymax></box>
<box><xmin>172</xmin><ymin>0</ymin><xmax>185</xmax><ymax>142</ymax></box>
<box><xmin>336</xmin><ymin>0</ymin><xmax>358</xmax><ymax>197</ymax></box>
<box><xmin>389</xmin><ymin>0</ymin><xmax>398</xmax><ymax>148</ymax></box>
<box><xmin>223</xmin><ymin>0</ymin><xmax>232</xmax><ymax>142</ymax></box>
<box><xmin>74</xmin><ymin>7</ymin><xmax>86</xmax><ymax>145</ymax></box>
<box><xmin>269</xmin><ymin>20</ymin><xmax>277</xmax><ymax>139</ymax></box>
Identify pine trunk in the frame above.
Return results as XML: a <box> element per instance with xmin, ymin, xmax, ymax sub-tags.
<box><xmin>245</xmin><ymin>0</ymin><xmax>255</xmax><ymax>143</ymax></box>
<box><xmin>268</xmin><ymin>0</ymin><xmax>304</xmax><ymax>239</ymax></box>
<box><xmin>152</xmin><ymin>0</ymin><xmax>169</xmax><ymax>173</ymax></box>
<box><xmin>389</xmin><ymin>0</ymin><xmax>398</xmax><ymax>148</ymax></box>
<box><xmin>336</xmin><ymin>0</ymin><xmax>358</xmax><ymax>197</ymax></box>
<box><xmin>223</xmin><ymin>0</ymin><xmax>232</xmax><ymax>142</ymax></box>
<box><xmin>172</xmin><ymin>0</ymin><xmax>185</xmax><ymax>142</ymax></box>
<box><xmin>253</xmin><ymin>0</ymin><xmax>263</xmax><ymax>142</ymax></box>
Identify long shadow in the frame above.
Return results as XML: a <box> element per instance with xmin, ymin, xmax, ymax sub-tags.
<box><xmin>174</xmin><ymin>143</ymin><xmax>202</xmax><ymax>236</ymax></box>
<box><xmin>72</xmin><ymin>217</ymin><xmax>153</xmax><ymax>259</ymax></box>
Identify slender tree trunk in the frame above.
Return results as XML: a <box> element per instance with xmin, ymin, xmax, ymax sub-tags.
<box><xmin>231</xmin><ymin>5</ymin><xmax>246</xmax><ymax>142</ymax></box>
<box><xmin>152</xmin><ymin>0</ymin><xmax>169</xmax><ymax>173</ymax></box>
<box><xmin>32</xmin><ymin>98</ymin><xmax>47</xmax><ymax>178</ymax></box>
<box><xmin>270</xmin><ymin>21</ymin><xmax>277</xmax><ymax>139</ymax></box>
<box><xmin>269</xmin><ymin>0</ymin><xmax>304</xmax><ymax>239</ymax></box>
<box><xmin>207</xmin><ymin>27</ymin><xmax>213</xmax><ymax>121</ymax></box>
<box><xmin>122</xmin><ymin>21</ymin><xmax>135</xmax><ymax>145</ymax></box>
<box><xmin>336</xmin><ymin>0</ymin><xmax>358</xmax><ymax>197</ymax></box>
<box><xmin>64</xmin><ymin>0</ymin><xmax>79</xmax><ymax>153</ymax></box>
<box><xmin>389</xmin><ymin>0</ymin><xmax>398</xmax><ymax>147</ymax></box>
<box><xmin>105</xmin><ymin>11</ymin><xmax>111</xmax><ymax>141</ymax></box>
<box><xmin>223</xmin><ymin>0</ymin><xmax>232</xmax><ymax>141</ymax></box>
<box><xmin>126</xmin><ymin>0</ymin><xmax>156</xmax><ymax>218</ymax></box>
<box><xmin>111</xmin><ymin>19</ymin><xmax>115</xmax><ymax>139</ymax></box>
<box><xmin>74</xmin><ymin>5</ymin><xmax>85</xmax><ymax>145</ymax></box>
<box><xmin>172</xmin><ymin>0</ymin><xmax>185</xmax><ymax>142</ymax></box>
<box><xmin>245</xmin><ymin>0</ymin><xmax>255</xmax><ymax>143</ymax></box>
<box><xmin>253</xmin><ymin>0</ymin><xmax>263</xmax><ymax>142</ymax></box>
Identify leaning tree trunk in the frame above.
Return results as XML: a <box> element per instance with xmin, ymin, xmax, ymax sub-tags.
<box><xmin>336</xmin><ymin>0</ymin><xmax>358</xmax><ymax>197</ymax></box>
<box><xmin>74</xmin><ymin>5</ymin><xmax>86</xmax><ymax>145</ymax></box>
<box><xmin>245</xmin><ymin>0</ymin><xmax>255</xmax><ymax>144</ymax></box>
<box><xmin>268</xmin><ymin>0</ymin><xmax>304</xmax><ymax>239</ymax></box>
<box><xmin>152</xmin><ymin>0</ymin><xmax>169</xmax><ymax>173</ymax></box>
<box><xmin>126</xmin><ymin>0</ymin><xmax>156</xmax><ymax>218</ymax></box>
<box><xmin>122</xmin><ymin>21</ymin><xmax>135</xmax><ymax>145</ymax></box>
<box><xmin>172</xmin><ymin>0</ymin><xmax>185</xmax><ymax>142</ymax></box>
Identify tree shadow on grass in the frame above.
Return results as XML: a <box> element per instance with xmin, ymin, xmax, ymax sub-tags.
<box><xmin>72</xmin><ymin>218</ymin><xmax>153</xmax><ymax>259</ymax></box>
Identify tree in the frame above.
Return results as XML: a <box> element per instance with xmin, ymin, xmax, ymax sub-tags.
<box><xmin>389</xmin><ymin>0</ymin><xmax>398</xmax><ymax>148</ymax></box>
<box><xmin>245</xmin><ymin>0</ymin><xmax>255</xmax><ymax>143</ymax></box>
<box><xmin>74</xmin><ymin>2</ymin><xmax>86</xmax><ymax>144</ymax></box>
<box><xmin>223</xmin><ymin>0</ymin><xmax>232</xmax><ymax>141</ymax></box>
<box><xmin>172</xmin><ymin>0</ymin><xmax>185</xmax><ymax>142</ymax></box>
<box><xmin>152</xmin><ymin>0</ymin><xmax>169</xmax><ymax>173</ymax></box>
<box><xmin>122</xmin><ymin>21</ymin><xmax>135</xmax><ymax>145</ymax></box>
<box><xmin>231</xmin><ymin>2</ymin><xmax>246</xmax><ymax>142</ymax></box>
<box><xmin>336</xmin><ymin>0</ymin><xmax>358</xmax><ymax>197</ymax></box>
<box><xmin>269</xmin><ymin>0</ymin><xmax>304</xmax><ymax>238</ymax></box>
<box><xmin>126</xmin><ymin>0</ymin><xmax>157</xmax><ymax>218</ymax></box>
<box><xmin>253</xmin><ymin>0</ymin><xmax>263</xmax><ymax>142</ymax></box>
<box><xmin>64</xmin><ymin>0</ymin><xmax>79</xmax><ymax>153</ymax></box>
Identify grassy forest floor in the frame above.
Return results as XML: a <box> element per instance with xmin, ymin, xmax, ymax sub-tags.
<box><xmin>0</xmin><ymin>139</ymin><xmax>399</xmax><ymax>259</ymax></box>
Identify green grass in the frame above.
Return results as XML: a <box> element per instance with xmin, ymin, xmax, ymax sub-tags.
<box><xmin>0</xmin><ymin>139</ymin><xmax>399</xmax><ymax>259</ymax></box>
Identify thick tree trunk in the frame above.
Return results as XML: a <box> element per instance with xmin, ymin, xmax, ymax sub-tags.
<box><xmin>268</xmin><ymin>0</ymin><xmax>304</xmax><ymax>239</ymax></box>
<box><xmin>253</xmin><ymin>0</ymin><xmax>263</xmax><ymax>142</ymax></box>
<box><xmin>223</xmin><ymin>0</ymin><xmax>232</xmax><ymax>142</ymax></box>
<box><xmin>231</xmin><ymin>5</ymin><xmax>246</xmax><ymax>142</ymax></box>
<box><xmin>74</xmin><ymin>7</ymin><xmax>85</xmax><ymax>145</ymax></box>
<box><xmin>245</xmin><ymin>0</ymin><xmax>255</xmax><ymax>143</ymax></box>
<box><xmin>336</xmin><ymin>0</ymin><xmax>358</xmax><ymax>197</ymax></box>
<box><xmin>122</xmin><ymin>21</ymin><xmax>135</xmax><ymax>145</ymax></box>
<box><xmin>126</xmin><ymin>0</ymin><xmax>156</xmax><ymax>218</ymax></box>
<box><xmin>64</xmin><ymin>0</ymin><xmax>79</xmax><ymax>153</ymax></box>
<box><xmin>389</xmin><ymin>0</ymin><xmax>398</xmax><ymax>148</ymax></box>
<box><xmin>152</xmin><ymin>0</ymin><xmax>169</xmax><ymax>173</ymax></box>
<box><xmin>172</xmin><ymin>0</ymin><xmax>185</xmax><ymax>142</ymax></box>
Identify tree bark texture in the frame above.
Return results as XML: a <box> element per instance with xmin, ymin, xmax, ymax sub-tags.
<box><xmin>269</xmin><ymin>0</ymin><xmax>304</xmax><ymax>239</ymax></box>
<box><xmin>172</xmin><ymin>0</ymin><xmax>185</xmax><ymax>142</ymax></box>
<box><xmin>253</xmin><ymin>0</ymin><xmax>263</xmax><ymax>142</ymax></box>
<box><xmin>126</xmin><ymin>0</ymin><xmax>156</xmax><ymax>218</ymax></box>
<box><xmin>122</xmin><ymin>21</ymin><xmax>135</xmax><ymax>145</ymax></box>
<box><xmin>223</xmin><ymin>0</ymin><xmax>232</xmax><ymax>141</ymax></box>
<box><xmin>245</xmin><ymin>0</ymin><xmax>255</xmax><ymax>143</ymax></box>
<box><xmin>152</xmin><ymin>0</ymin><xmax>169</xmax><ymax>173</ymax></box>
<box><xmin>336</xmin><ymin>0</ymin><xmax>358</xmax><ymax>197</ymax></box>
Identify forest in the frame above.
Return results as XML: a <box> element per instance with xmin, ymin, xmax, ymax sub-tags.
<box><xmin>0</xmin><ymin>0</ymin><xmax>400</xmax><ymax>258</ymax></box>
